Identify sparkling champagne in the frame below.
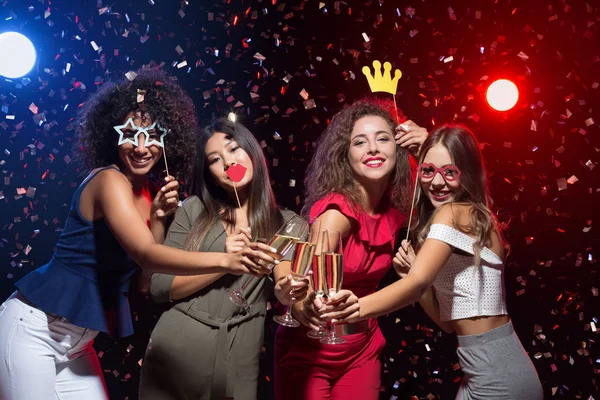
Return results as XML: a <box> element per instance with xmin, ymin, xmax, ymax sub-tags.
<box><xmin>324</xmin><ymin>252</ymin><xmax>343</xmax><ymax>294</ymax></box>
<box><xmin>291</xmin><ymin>242</ymin><xmax>316</xmax><ymax>277</ymax></box>
<box><xmin>258</xmin><ymin>234</ymin><xmax>297</xmax><ymax>269</ymax></box>
<box><xmin>311</xmin><ymin>254</ymin><xmax>327</xmax><ymax>295</ymax></box>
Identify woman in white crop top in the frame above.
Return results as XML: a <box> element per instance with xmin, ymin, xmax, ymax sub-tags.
<box><xmin>321</xmin><ymin>125</ymin><xmax>543</xmax><ymax>399</ymax></box>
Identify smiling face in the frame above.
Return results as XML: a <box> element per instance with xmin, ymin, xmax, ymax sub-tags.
<box><xmin>420</xmin><ymin>143</ymin><xmax>463</xmax><ymax>208</ymax></box>
<box><xmin>205</xmin><ymin>132</ymin><xmax>254</xmax><ymax>194</ymax></box>
<box><xmin>347</xmin><ymin>115</ymin><xmax>397</xmax><ymax>188</ymax></box>
<box><xmin>116</xmin><ymin>111</ymin><xmax>163</xmax><ymax>178</ymax></box>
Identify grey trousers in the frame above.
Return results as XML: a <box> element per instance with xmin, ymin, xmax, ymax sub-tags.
<box><xmin>456</xmin><ymin>321</ymin><xmax>543</xmax><ymax>399</ymax></box>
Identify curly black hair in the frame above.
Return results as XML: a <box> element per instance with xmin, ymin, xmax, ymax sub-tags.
<box><xmin>73</xmin><ymin>69</ymin><xmax>197</xmax><ymax>181</ymax></box>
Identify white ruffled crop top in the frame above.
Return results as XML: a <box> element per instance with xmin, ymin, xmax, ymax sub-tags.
<box><xmin>427</xmin><ymin>224</ymin><xmax>508</xmax><ymax>322</ymax></box>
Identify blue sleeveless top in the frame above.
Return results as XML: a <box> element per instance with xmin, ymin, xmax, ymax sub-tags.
<box><xmin>16</xmin><ymin>166</ymin><xmax>138</xmax><ymax>338</ymax></box>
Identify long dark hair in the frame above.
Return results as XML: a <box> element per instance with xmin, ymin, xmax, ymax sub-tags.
<box><xmin>303</xmin><ymin>99</ymin><xmax>414</xmax><ymax>216</ymax></box>
<box><xmin>414</xmin><ymin>124</ymin><xmax>507</xmax><ymax>265</ymax></box>
<box><xmin>184</xmin><ymin>118</ymin><xmax>283</xmax><ymax>251</ymax></box>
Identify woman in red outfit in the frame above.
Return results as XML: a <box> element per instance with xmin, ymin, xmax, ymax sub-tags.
<box><xmin>274</xmin><ymin>100</ymin><xmax>427</xmax><ymax>399</ymax></box>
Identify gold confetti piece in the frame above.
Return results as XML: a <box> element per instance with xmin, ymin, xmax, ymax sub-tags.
<box><xmin>125</xmin><ymin>71</ymin><xmax>137</xmax><ymax>81</ymax></box>
<box><xmin>303</xmin><ymin>99</ymin><xmax>316</xmax><ymax>110</ymax></box>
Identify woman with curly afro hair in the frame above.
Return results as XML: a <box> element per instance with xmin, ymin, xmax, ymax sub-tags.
<box><xmin>274</xmin><ymin>99</ymin><xmax>428</xmax><ymax>400</ymax></box>
<box><xmin>0</xmin><ymin>69</ymin><xmax>277</xmax><ymax>400</ymax></box>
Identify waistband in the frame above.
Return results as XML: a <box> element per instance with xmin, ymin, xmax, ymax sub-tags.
<box><xmin>16</xmin><ymin>291</ymin><xmax>40</xmax><ymax>309</ymax></box>
<box><xmin>457</xmin><ymin>320</ymin><xmax>514</xmax><ymax>348</ymax></box>
<box><xmin>15</xmin><ymin>291</ymin><xmax>69</xmax><ymax>323</ymax></box>
<box><xmin>333</xmin><ymin>320</ymin><xmax>371</xmax><ymax>336</ymax></box>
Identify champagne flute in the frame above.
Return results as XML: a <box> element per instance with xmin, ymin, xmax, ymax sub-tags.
<box><xmin>306</xmin><ymin>228</ymin><xmax>332</xmax><ymax>339</ymax></box>
<box><xmin>319</xmin><ymin>230</ymin><xmax>346</xmax><ymax>345</ymax></box>
<box><xmin>273</xmin><ymin>220</ymin><xmax>320</xmax><ymax>327</ymax></box>
<box><xmin>228</xmin><ymin>215</ymin><xmax>307</xmax><ymax>310</ymax></box>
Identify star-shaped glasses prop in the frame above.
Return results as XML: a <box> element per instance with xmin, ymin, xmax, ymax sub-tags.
<box><xmin>114</xmin><ymin>118</ymin><xmax>169</xmax><ymax>148</ymax></box>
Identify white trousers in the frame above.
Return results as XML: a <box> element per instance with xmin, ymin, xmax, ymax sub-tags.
<box><xmin>0</xmin><ymin>292</ymin><xmax>108</xmax><ymax>400</ymax></box>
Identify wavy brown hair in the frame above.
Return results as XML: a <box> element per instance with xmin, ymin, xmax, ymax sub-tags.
<box><xmin>184</xmin><ymin>118</ymin><xmax>284</xmax><ymax>251</ymax></box>
<box><xmin>414</xmin><ymin>125</ymin><xmax>507</xmax><ymax>266</ymax></box>
<box><xmin>73</xmin><ymin>69</ymin><xmax>198</xmax><ymax>180</ymax></box>
<box><xmin>303</xmin><ymin>99</ymin><xmax>414</xmax><ymax>216</ymax></box>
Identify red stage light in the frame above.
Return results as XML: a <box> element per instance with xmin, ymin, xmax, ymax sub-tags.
<box><xmin>486</xmin><ymin>79</ymin><xmax>519</xmax><ymax>111</ymax></box>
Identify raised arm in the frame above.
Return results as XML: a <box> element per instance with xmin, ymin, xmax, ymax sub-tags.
<box><xmin>152</xmin><ymin>208</ymin><xmax>275</xmax><ymax>302</ymax></box>
<box><xmin>162</xmin><ymin>226</ymin><xmax>263</xmax><ymax>302</ymax></box>
<box><xmin>323</xmin><ymin>205</ymin><xmax>459</xmax><ymax>323</ymax></box>
<box><xmin>150</xmin><ymin>197</ymin><xmax>222</xmax><ymax>302</ymax></box>
<box><xmin>395</xmin><ymin>119</ymin><xmax>428</xmax><ymax>158</ymax></box>
<box><xmin>149</xmin><ymin>175</ymin><xmax>180</xmax><ymax>244</ymax></box>
<box><xmin>95</xmin><ymin>170</ymin><xmax>274</xmax><ymax>276</ymax></box>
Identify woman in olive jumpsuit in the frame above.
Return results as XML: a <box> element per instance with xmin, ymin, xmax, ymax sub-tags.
<box><xmin>139</xmin><ymin>118</ymin><xmax>307</xmax><ymax>400</ymax></box>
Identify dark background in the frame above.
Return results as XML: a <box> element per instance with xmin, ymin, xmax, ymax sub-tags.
<box><xmin>0</xmin><ymin>0</ymin><xmax>598</xmax><ymax>398</ymax></box>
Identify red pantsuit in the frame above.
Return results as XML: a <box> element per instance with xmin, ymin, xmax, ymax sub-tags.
<box><xmin>274</xmin><ymin>194</ymin><xmax>405</xmax><ymax>400</ymax></box>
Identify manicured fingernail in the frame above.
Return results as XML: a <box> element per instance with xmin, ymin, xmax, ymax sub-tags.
<box><xmin>161</xmin><ymin>186</ymin><xmax>166</xmax><ymax>192</ymax></box>
<box><xmin>271</xmin><ymin>247</ymin><xmax>277</xmax><ymax>253</ymax></box>
<box><xmin>274</xmin><ymin>260</ymin><xmax>280</xmax><ymax>264</ymax></box>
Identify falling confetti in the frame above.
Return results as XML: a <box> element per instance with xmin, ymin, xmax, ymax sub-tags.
<box><xmin>0</xmin><ymin>1</ymin><xmax>598</xmax><ymax>399</ymax></box>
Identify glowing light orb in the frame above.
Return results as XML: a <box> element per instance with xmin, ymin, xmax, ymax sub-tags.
<box><xmin>0</xmin><ymin>32</ymin><xmax>36</xmax><ymax>79</ymax></box>
<box><xmin>486</xmin><ymin>79</ymin><xmax>519</xmax><ymax>111</ymax></box>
